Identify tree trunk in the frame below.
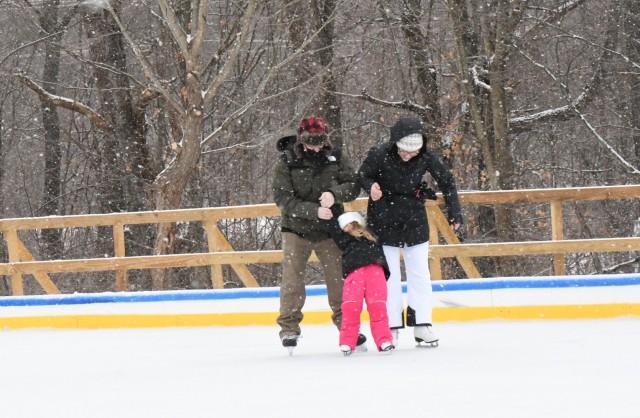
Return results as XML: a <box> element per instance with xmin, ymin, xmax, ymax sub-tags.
<box><xmin>86</xmin><ymin>6</ymin><xmax>151</xmax><ymax>214</ymax></box>
<box><xmin>623</xmin><ymin>0</ymin><xmax>640</xmax><ymax>229</ymax></box>
<box><xmin>0</xmin><ymin>102</ymin><xmax>7</xmax><ymax>294</ymax></box>
<box><xmin>85</xmin><ymin>4</ymin><xmax>155</xmax><ymax>272</ymax></box>
<box><xmin>283</xmin><ymin>0</ymin><xmax>344</xmax><ymax>147</ymax></box>
<box><xmin>312</xmin><ymin>0</ymin><xmax>344</xmax><ymax>148</ymax></box>
<box><xmin>150</xmin><ymin>72</ymin><xmax>204</xmax><ymax>290</ymax></box>
<box><xmin>447</xmin><ymin>0</ymin><xmax>520</xmax><ymax>276</ymax></box>
<box><xmin>400</xmin><ymin>0</ymin><xmax>442</xmax><ymax>138</ymax></box>
<box><xmin>38</xmin><ymin>1</ymin><xmax>64</xmax><ymax>260</ymax></box>
<box><xmin>447</xmin><ymin>0</ymin><xmax>497</xmax><ymax>187</ymax></box>
<box><xmin>624</xmin><ymin>0</ymin><xmax>640</xmax><ymax>166</ymax></box>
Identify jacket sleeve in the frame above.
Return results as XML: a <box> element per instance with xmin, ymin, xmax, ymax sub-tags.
<box><xmin>272</xmin><ymin>159</ymin><xmax>319</xmax><ymax>220</ymax></box>
<box><xmin>326</xmin><ymin>155</ymin><xmax>361</xmax><ymax>204</ymax></box>
<box><xmin>327</xmin><ymin>218</ymin><xmax>351</xmax><ymax>251</ymax></box>
<box><xmin>356</xmin><ymin>148</ymin><xmax>378</xmax><ymax>195</ymax></box>
<box><xmin>428</xmin><ymin>152</ymin><xmax>464</xmax><ymax>225</ymax></box>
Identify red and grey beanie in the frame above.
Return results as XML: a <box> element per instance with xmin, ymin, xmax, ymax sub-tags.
<box><xmin>298</xmin><ymin>117</ymin><xmax>329</xmax><ymax>146</ymax></box>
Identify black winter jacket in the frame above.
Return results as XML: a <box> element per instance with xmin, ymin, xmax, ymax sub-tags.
<box><xmin>328</xmin><ymin>219</ymin><xmax>390</xmax><ymax>280</ymax></box>
<box><xmin>357</xmin><ymin>136</ymin><xmax>463</xmax><ymax>247</ymax></box>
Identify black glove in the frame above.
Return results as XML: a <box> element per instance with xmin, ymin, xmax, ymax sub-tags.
<box><xmin>415</xmin><ymin>182</ymin><xmax>437</xmax><ymax>202</ymax></box>
<box><xmin>453</xmin><ymin>224</ymin><xmax>466</xmax><ymax>242</ymax></box>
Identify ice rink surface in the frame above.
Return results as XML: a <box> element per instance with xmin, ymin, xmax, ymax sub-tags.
<box><xmin>1</xmin><ymin>318</ymin><xmax>639</xmax><ymax>418</ymax></box>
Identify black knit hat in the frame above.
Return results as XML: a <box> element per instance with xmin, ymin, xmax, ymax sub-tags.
<box><xmin>390</xmin><ymin>117</ymin><xmax>424</xmax><ymax>144</ymax></box>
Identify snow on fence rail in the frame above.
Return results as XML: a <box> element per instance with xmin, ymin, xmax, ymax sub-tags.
<box><xmin>1</xmin><ymin>185</ymin><xmax>640</xmax><ymax>296</ymax></box>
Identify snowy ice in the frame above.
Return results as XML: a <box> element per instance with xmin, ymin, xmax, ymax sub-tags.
<box><xmin>0</xmin><ymin>318</ymin><xmax>638</xmax><ymax>418</ymax></box>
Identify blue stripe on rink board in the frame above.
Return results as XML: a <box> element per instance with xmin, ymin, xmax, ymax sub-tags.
<box><xmin>2</xmin><ymin>274</ymin><xmax>640</xmax><ymax>308</ymax></box>
<box><xmin>430</xmin><ymin>275</ymin><xmax>640</xmax><ymax>291</ymax></box>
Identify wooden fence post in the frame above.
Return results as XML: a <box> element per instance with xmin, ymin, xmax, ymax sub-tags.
<box><xmin>203</xmin><ymin>220</ymin><xmax>225</xmax><ymax>289</ymax></box>
<box><xmin>427</xmin><ymin>207</ymin><xmax>442</xmax><ymax>280</ymax></box>
<box><xmin>4</xmin><ymin>229</ymin><xmax>24</xmax><ymax>295</ymax></box>
<box><xmin>550</xmin><ymin>200</ymin><xmax>566</xmax><ymax>276</ymax></box>
<box><xmin>113</xmin><ymin>223</ymin><xmax>128</xmax><ymax>291</ymax></box>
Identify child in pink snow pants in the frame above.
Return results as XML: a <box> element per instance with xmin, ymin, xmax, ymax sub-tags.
<box><xmin>329</xmin><ymin>212</ymin><xmax>394</xmax><ymax>354</ymax></box>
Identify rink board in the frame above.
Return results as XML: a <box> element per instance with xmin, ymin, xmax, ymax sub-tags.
<box><xmin>1</xmin><ymin>274</ymin><xmax>640</xmax><ymax>329</ymax></box>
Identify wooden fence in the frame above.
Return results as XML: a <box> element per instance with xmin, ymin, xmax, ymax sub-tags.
<box><xmin>1</xmin><ymin>185</ymin><xmax>639</xmax><ymax>296</ymax></box>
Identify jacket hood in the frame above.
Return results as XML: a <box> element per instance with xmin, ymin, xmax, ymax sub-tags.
<box><xmin>277</xmin><ymin>134</ymin><xmax>334</xmax><ymax>159</ymax></box>
<box><xmin>390</xmin><ymin>117</ymin><xmax>425</xmax><ymax>144</ymax></box>
<box><xmin>276</xmin><ymin>135</ymin><xmax>297</xmax><ymax>152</ymax></box>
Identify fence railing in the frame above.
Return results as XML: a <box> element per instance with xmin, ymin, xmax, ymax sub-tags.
<box><xmin>1</xmin><ymin>185</ymin><xmax>639</xmax><ymax>296</ymax></box>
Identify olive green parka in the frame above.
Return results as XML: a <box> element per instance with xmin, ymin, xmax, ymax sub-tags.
<box><xmin>272</xmin><ymin>135</ymin><xmax>360</xmax><ymax>242</ymax></box>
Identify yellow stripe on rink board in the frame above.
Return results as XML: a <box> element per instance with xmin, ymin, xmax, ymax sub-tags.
<box><xmin>0</xmin><ymin>312</ymin><xmax>325</xmax><ymax>330</ymax></box>
<box><xmin>433</xmin><ymin>303</ymin><xmax>640</xmax><ymax>321</ymax></box>
<box><xmin>0</xmin><ymin>313</ymin><xmax>280</xmax><ymax>330</ymax></box>
<box><xmin>1</xmin><ymin>304</ymin><xmax>639</xmax><ymax>330</ymax></box>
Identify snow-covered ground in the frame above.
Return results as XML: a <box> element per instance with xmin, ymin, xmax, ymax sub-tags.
<box><xmin>1</xmin><ymin>318</ymin><xmax>639</xmax><ymax>418</ymax></box>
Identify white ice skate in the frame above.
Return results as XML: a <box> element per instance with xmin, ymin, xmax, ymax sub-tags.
<box><xmin>414</xmin><ymin>325</ymin><xmax>439</xmax><ymax>347</ymax></box>
<box><xmin>380</xmin><ymin>341</ymin><xmax>395</xmax><ymax>354</ymax></box>
<box><xmin>391</xmin><ymin>329</ymin><xmax>399</xmax><ymax>347</ymax></box>
<box><xmin>340</xmin><ymin>345</ymin><xmax>353</xmax><ymax>356</ymax></box>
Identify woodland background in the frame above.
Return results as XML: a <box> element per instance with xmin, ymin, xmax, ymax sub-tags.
<box><xmin>0</xmin><ymin>0</ymin><xmax>639</xmax><ymax>295</ymax></box>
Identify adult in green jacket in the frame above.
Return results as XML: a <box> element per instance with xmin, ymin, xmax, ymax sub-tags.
<box><xmin>272</xmin><ymin>117</ymin><xmax>360</xmax><ymax>351</ymax></box>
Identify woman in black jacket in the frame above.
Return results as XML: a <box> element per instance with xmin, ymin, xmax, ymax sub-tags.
<box><xmin>357</xmin><ymin>116</ymin><xmax>463</xmax><ymax>347</ymax></box>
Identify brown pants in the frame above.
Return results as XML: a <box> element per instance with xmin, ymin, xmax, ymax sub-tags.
<box><xmin>277</xmin><ymin>232</ymin><xmax>344</xmax><ymax>338</ymax></box>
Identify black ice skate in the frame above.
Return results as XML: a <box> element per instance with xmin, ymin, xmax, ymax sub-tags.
<box><xmin>281</xmin><ymin>335</ymin><xmax>299</xmax><ymax>356</ymax></box>
<box><xmin>356</xmin><ymin>333</ymin><xmax>368</xmax><ymax>352</ymax></box>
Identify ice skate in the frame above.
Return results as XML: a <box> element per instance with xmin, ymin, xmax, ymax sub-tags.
<box><xmin>391</xmin><ymin>329</ymin><xmax>399</xmax><ymax>347</ymax></box>
<box><xmin>380</xmin><ymin>341</ymin><xmax>395</xmax><ymax>354</ymax></box>
<box><xmin>281</xmin><ymin>335</ymin><xmax>299</xmax><ymax>356</ymax></box>
<box><xmin>355</xmin><ymin>333</ymin><xmax>368</xmax><ymax>352</ymax></box>
<box><xmin>414</xmin><ymin>324</ymin><xmax>439</xmax><ymax>347</ymax></box>
<box><xmin>340</xmin><ymin>345</ymin><xmax>353</xmax><ymax>356</ymax></box>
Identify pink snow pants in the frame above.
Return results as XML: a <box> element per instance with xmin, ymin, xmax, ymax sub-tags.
<box><xmin>339</xmin><ymin>264</ymin><xmax>393</xmax><ymax>351</ymax></box>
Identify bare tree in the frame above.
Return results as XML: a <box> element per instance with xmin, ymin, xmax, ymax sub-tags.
<box><xmin>19</xmin><ymin>1</ymin><xmax>79</xmax><ymax>259</ymax></box>
<box><xmin>2</xmin><ymin>0</ymin><xmax>640</xmax><ymax>291</ymax></box>
<box><xmin>623</xmin><ymin>0</ymin><xmax>640</xmax><ymax>166</ymax></box>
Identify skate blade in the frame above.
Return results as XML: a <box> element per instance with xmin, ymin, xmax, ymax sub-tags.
<box><xmin>342</xmin><ymin>350</ymin><xmax>353</xmax><ymax>356</ymax></box>
<box><xmin>287</xmin><ymin>347</ymin><xmax>295</xmax><ymax>356</ymax></box>
<box><xmin>415</xmin><ymin>338</ymin><xmax>439</xmax><ymax>348</ymax></box>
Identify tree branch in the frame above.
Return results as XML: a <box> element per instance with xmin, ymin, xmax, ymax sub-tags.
<box><xmin>16</xmin><ymin>74</ymin><xmax>113</xmax><ymax>132</ymax></box>
<box><xmin>334</xmin><ymin>90</ymin><xmax>431</xmax><ymax>116</ymax></box>
<box><xmin>104</xmin><ymin>2</ymin><xmax>185</xmax><ymax>115</ymax></box>
<box><xmin>203</xmin><ymin>0</ymin><xmax>258</xmax><ymax>105</ymax></box>
<box><xmin>511</xmin><ymin>46</ymin><xmax>640</xmax><ymax>175</ymax></box>
<box><xmin>190</xmin><ymin>0</ymin><xmax>211</xmax><ymax>60</ymax></box>
<box><xmin>156</xmin><ymin>0</ymin><xmax>190</xmax><ymax>59</ymax></box>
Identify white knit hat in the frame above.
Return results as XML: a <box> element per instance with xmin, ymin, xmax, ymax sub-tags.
<box><xmin>338</xmin><ymin>212</ymin><xmax>366</xmax><ymax>230</ymax></box>
<box><xmin>396</xmin><ymin>133</ymin><xmax>423</xmax><ymax>152</ymax></box>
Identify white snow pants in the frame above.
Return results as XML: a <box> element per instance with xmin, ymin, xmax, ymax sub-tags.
<box><xmin>383</xmin><ymin>242</ymin><xmax>432</xmax><ymax>328</ymax></box>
